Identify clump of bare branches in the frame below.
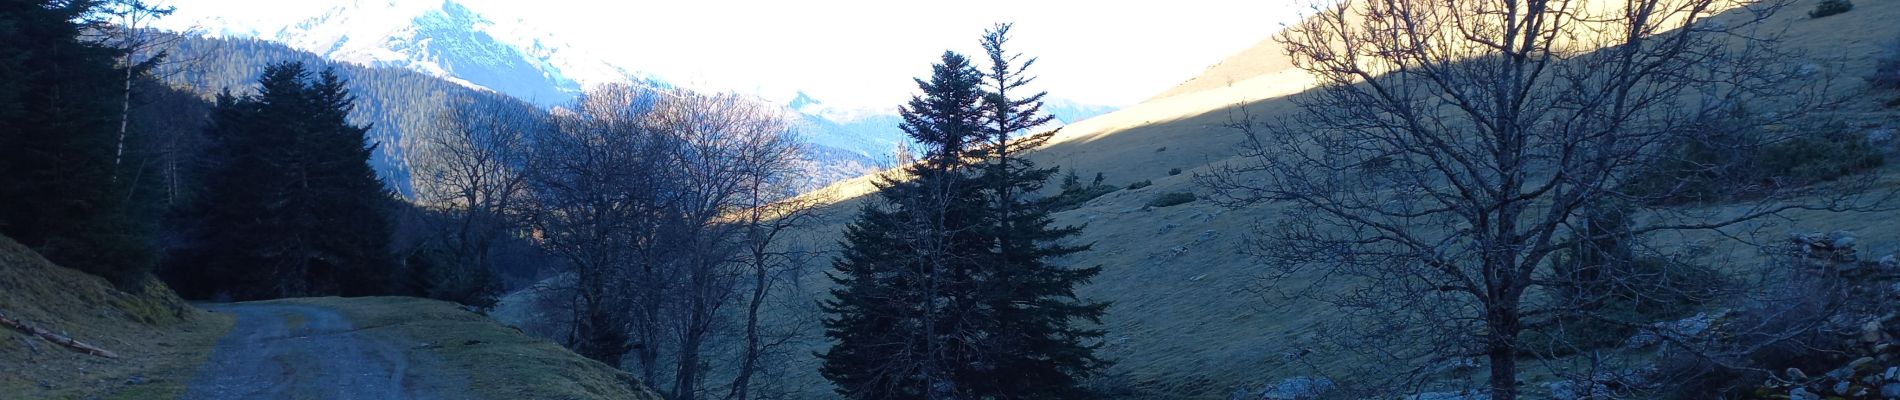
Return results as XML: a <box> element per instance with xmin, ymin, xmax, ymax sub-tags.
<box><xmin>513</xmin><ymin>84</ymin><xmax>818</xmax><ymax>400</ymax></box>
<box><xmin>1199</xmin><ymin>0</ymin><xmax>1889</xmax><ymax>398</ymax></box>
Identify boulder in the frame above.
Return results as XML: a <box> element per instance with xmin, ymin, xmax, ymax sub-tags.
<box><xmin>1885</xmin><ymin>383</ymin><xmax>1900</xmax><ymax>399</ymax></box>
<box><xmin>1830</xmin><ymin>231</ymin><xmax>1858</xmax><ymax>250</ymax></box>
<box><xmin>1791</xmin><ymin>387</ymin><xmax>1820</xmax><ymax>400</ymax></box>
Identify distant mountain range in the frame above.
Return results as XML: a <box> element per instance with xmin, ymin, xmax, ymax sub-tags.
<box><xmin>156</xmin><ymin>0</ymin><xmax>1117</xmax><ymax>189</ymax></box>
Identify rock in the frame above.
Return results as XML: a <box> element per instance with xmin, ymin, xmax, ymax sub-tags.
<box><xmin>1407</xmin><ymin>390</ymin><xmax>1490</xmax><ymax>400</ymax></box>
<box><xmin>1850</xmin><ymin>357</ymin><xmax>1877</xmax><ymax>372</ymax></box>
<box><xmin>1883</xmin><ymin>254</ymin><xmax>1899</xmax><ymax>270</ymax></box>
<box><xmin>1548</xmin><ymin>381</ymin><xmax>1610</xmax><ymax>400</ymax></box>
<box><xmin>1792</xmin><ymin>231</ymin><xmax>1823</xmax><ymax>246</ymax></box>
<box><xmin>1835</xmin><ymin>381</ymin><xmax>1852</xmax><ymax>395</ymax></box>
<box><xmin>1885</xmin><ymin>366</ymin><xmax>1900</xmax><ymax>382</ymax></box>
<box><xmin>1195</xmin><ymin>230</ymin><xmax>1219</xmax><ymax>244</ymax></box>
<box><xmin>1865</xmin><ymin>320</ymin><xmax>1887</xmax><ymax>344</ymax></box>
<box><xmin>1790</xmin><ymin>368</ymin><xmax>1810</xmax><ymax>380</ymax></box>
<box><xmin>1830</xmin><ymin>231</ymin><xmax>1858</xmax><ymax>249</ymax></box>
<box><xmin>1799</xmin><ymin>64</ymin><xmax>1821</xmax><ymax>77</ymax></box>
<box><xmin>1884</xmin><ymin>383</ymin><xmax>1900</xmax><ymax>398</ymax></box>
<box><xmin>1625</xmin><ymin>331</ymin><xmax>1661</xmax><ymax>349</ymax></box>
<box><xmin>1869</xmin><ymin>128</ymin><xmax>1895</xmax><ymax>146</ymax></box>
<box><xmin>1261</xmin><ymin>376</ymin><xmax>1334</xmax><ymax>400</ymax></box>
<box><xmin>125</xmin><ymin>375</ymin><xmax>146</xmax><ymax>385</ymax></box>
<box><xmin>1791</xmin><ymin>387</ymin><xmax>1820</xmax><ymax>400</ymax></box>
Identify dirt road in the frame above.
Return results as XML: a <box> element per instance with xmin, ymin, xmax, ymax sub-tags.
<box><xmin>181</xmin><ymin>302</ymin><xmax>460</xmax><ymax>400</ymax></box>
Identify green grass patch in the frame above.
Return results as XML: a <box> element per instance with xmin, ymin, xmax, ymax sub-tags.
<box><xmin>283</xmin><ymin>297</ymin><xmax>662</xmax><ymax>400</ymax></box>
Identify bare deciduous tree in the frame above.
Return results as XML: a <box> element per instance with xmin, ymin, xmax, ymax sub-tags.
<box><xmin>519</xmin><ymin>84</ymin><xmax>814</xmax><ymax>400</ymax></box>
<box><xmin>407</xmin><ymin>95</ymin><xmax>542</xmax><ymax>306</ymax></box>
<box><xmin>1201</xmin><ymin>0</ymin><xmax>1886</xmax><ymax>398</ymax></box>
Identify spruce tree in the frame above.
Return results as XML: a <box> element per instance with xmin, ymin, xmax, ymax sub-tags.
<box><xmin>167</xmin><ymin>62</ymin><xmax>394</xmax><ymax>299</ymax></box>
<box><xmin>821</xmin><ymin>51</ymin><xmax>989</xmax><ymax>399</ymax></box>
<box><xmin>821</xmin><ymin>27</ymin><xmax>1108</xmax><ymax>398</ymax></box>
<box><xmin>0</xmin><ymin>0</ymin><xmax>157</xmax><ymax>286</ymax></box>
<box><xmin>969</xmin><ymin>23</ymin><xmax>1108</xmax><ymax>398</ymax></box>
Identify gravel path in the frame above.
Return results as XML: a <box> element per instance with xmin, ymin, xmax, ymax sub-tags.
<box><xmin>181</xmin><ymin>303</ymin><xmax>442</xmax><ymax>400</ymax></box>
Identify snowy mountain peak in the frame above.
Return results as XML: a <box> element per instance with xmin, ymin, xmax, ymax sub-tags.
<box><xmin>169</xmin><ymin>0</ymin><xmax>641</xmax><ymax>106</ymax></box>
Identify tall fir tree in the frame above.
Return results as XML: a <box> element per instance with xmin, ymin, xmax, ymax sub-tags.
<box><xmin>822</xmin><ymin>51</ymin><xmax>990</xmax><ymax>399</ymax></box>
<box><xmin>0</xmin><ymin>0</ymin><xmax>157</xmax><ymax>286</ymax></box>
<box><xmin>969</xmin><ymin>23</ymin><xmax>1107</xmax><ymax>398</ymax></box>
<box><xmin>822</xmin><ymin>26</ymin><xmax>1107</xmax><ymax>399</ymax></box>
<box><xmin>166</xmin><ymin>62</ymin><xmax>395</xmax><ymax>299</ymax></box>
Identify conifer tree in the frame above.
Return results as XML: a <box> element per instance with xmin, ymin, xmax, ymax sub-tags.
<box><xmin>969</xmin><ymin>23</ymin><xmax>1107</xmax><ymax>398</ymax></box>
<box><xmin>167</xmin><ymin>62</ymin><xmax>395</xmax><ymax>299</ymax></box>
<box><xmin>821</xmin><ymin>26</ymin><xmax>1107</xmax><ymax>399</ymax></box>
<box><xmin>0</xmin><ymin>0</ymin><xmax>157</xmax><ymax>286</ymax></box>
<box><xmin>821</xmin><ymin>51</ymin><xmax>989</xmax><ymax>399</ymax></box>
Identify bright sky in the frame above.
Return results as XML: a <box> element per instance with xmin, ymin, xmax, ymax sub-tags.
<box><xmin>155</xmin><ymin>0</ymin><xmax>1309</xmax><ymax>109</ymax></box>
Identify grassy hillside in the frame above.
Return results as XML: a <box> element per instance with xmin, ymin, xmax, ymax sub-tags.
<box><xmin>764</xmin><ymin>0</ymin><xmax>1900</xmax><ymax>398</ymax></box>
<box><xmin>279</xmin><ymin>296</ymin><xmax>664</xmax><ymax>400</ymax></box>
<box><xmin>0</xmin><ymin>236</ymin><xmax>233</xmax><ymax>399</ymax></box>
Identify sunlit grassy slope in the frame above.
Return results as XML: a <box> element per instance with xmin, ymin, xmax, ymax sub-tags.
<box><xmin>767</xmin><ymin>0</ymin><xmax>1900</xmax><ymax>398</ymax></box>
<box><xmin>0</xmin><ymin>236</ymin><xmax>233</xmax><ymax>400</ymax></box>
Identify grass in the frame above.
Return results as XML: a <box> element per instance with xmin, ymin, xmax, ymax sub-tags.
<box><xmin>668</xmin><ymin>0</ymin><xmax>1900</xmax><ymax>397</ymax></box>
<box><xmin>0</xmin><ymin>235</ymin><xmax>233</xmax><ymax>400</ymax></box>
<box><xmin>281</xmin><ymin>296</ymin><xmax>662</xmax><ymax>400</ymax></box>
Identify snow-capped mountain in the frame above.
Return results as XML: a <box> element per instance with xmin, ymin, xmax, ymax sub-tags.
<box><xmin>158</xmin><ymin>0</ymin><xmax>1117</xmax><ymax>184</ymax></box>
<box><xmin>170</xmin><ymin>0</ymin><xmax>647</xmax><ymax>106</ymax></box>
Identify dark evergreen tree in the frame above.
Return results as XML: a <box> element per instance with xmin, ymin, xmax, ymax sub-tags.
<box><xmin>968</xmin><ymin>23</ymin><xmax>1108</xmax><ymax>398</ymax></box>
<box><xmin>822</xmin><ymin>27</ymin><xmax>1106</xmax><ymax>398</ymax></box>
<box><xmin>822</xmin><ymin>51</ymin><xmax>990</xmax><ymax>399</ymax></box>
<box><xmin>0</xmin><ymin>0</ymin><xmax>157</xmax><ymax>286</ymax></box>
<box><xmin>166</xmin><ymin>62</ymin><xmax>396</xmax><ymax>299</ymax></box>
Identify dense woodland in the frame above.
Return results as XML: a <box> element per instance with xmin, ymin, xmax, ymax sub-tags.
<box><xmin>9</xmin><ymin>0</ymin><xmax>1900</xmax><ymax>399</ymax></box>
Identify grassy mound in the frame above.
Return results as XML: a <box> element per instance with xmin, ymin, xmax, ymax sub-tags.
<box><xmin>281</xmin><ymin>296</ymin><xmax>663</xmax><ymax>400</ymax></box>
<box><xmin>0</xmin><ymin>235</ymin><xmax>233</xmax><ymax>399</ymax></box>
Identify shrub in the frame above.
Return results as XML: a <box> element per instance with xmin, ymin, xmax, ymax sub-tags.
<box><xmin>1529</xmin><ymin>206</ymin><xmax>1726</xmax><ymax>354</ymax></box>
<box><xmin>1047</xmin><ymin>171</ymin><xmax>1120</xmax><ymax>212</ymax></box>
<box><xmin>1145</xmin><ymin>192</ymin><xmax>1196</xmax><ymax>208</ymax></box>
<box><xmin>1167</xmin><ymin>168</ymin><xmax>1182</xmax><ymax>176</ymax></box>
<box><xmin>1127</xmin><ymin>180</ymin><xmax>1153</xmax><ymax>190</ymax></box>
<box><xmin>1876</xmin><ymin>39</ymin><xmax>1900</xmax><ymax>90</ymax></box>
<box><xmin>1155</xmin><ymin>147</ymin><xmax>1168</xmax><ymax>152</ymax></box>
<box><xmin>1809</xmin><ymin>0</ymin><xmax>1852</xmax><ymax>18</ymax></box>
<box><xmin>1627</xmin><ymin>118</ymin><xmax>1883</xmax><ymax>205</ymax></box>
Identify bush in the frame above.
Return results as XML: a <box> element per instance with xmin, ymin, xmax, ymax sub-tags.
<box><xmin>1127</xmin><ymin>180</ymin><xmax>1153</xmax><ymax>190</ymax></box>
<box><xmin>1048</xmin><ymin>171</ymin><xmax>1120</xmax><ymax>212</ymax></box>
<box><xmin>1519</xmin><ymin>205</ymin><xmax>1728</xmax><ymax>355</ymax></box>
<box><xmin>1876</xmin><ymin>39</ymin><xmax>1900</xmax><ymax>90</ymax></box>
<box><xmin>1809</xmin><ymin>0</ymin><xmax>1852</xmax><ymax>18</ymax></box>
<box><xmin>1627</xmin><ymin>118</ymin><xmax>1883</xmax><ymax>205</ymax></box>
<box><xmin>1168</xmin><ymin>168</ymin><xmax>1182</xmax><ymax>176</ymax></box>
<box><xmin>1145</xmin><ymin>192</ymin><xmax>1196</xmax><ymax>208</ymax></box>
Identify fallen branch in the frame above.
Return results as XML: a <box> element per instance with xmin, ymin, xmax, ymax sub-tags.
<box><xmin>0</xmin><ymin>309</ymin><xmax>119</xmax><ymax>359</ymax></box>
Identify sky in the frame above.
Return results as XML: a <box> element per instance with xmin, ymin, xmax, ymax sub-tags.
<box><xmin>153</xmin><ymin>0</ymin><xmax>1310</xmax><ymax>109</ymax></box>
